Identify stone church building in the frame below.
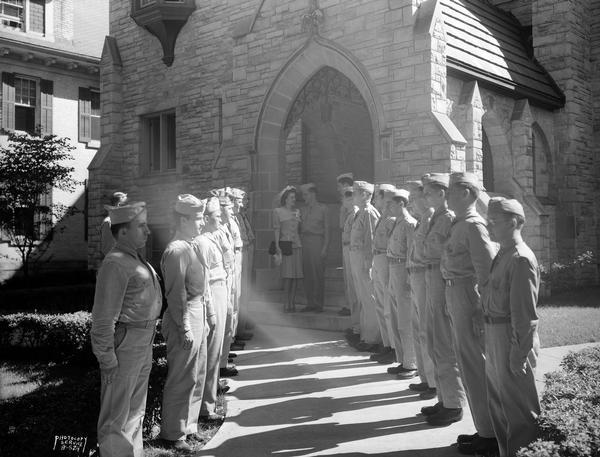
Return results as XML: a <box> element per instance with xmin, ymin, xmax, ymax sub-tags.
<box><xmin>90</xmin><ymin>0</ymin><xmax>600</xmax><ymax>292</ymax></box>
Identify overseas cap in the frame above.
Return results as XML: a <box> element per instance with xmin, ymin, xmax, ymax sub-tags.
<box><xmin>422</xmin><ymin>172</ymin><xmax>450</xmax><ymax>188</ymax></box>
<box><xmin>342</xmin><ymin>185</ymin><xmax>354</xmax><ymax>197</ymax></box>
<box><xmin>449</xmin><ymin>172</ymin><xmax>484</xmax><ymax>191</ymax></box>
<box><xmin>107</xmin><ymin>202</ymin><xmax>146</xmax><ymax>225</ymax></box>
<box><xmin>353</xmin><ymin>180</ymin><xmax>374</xmax><ymax>194</ymax></box>
<box><xmin>205</xmin><ymin>197</ymin><xmax>221</xmax><ymax>214</ymax></box>
<box><xmin>229</xmin><ymin>188</ymin><xmax>246</xmax><ymax>199</ymax></box>
<box><xmin>488</xmin><ymin>197</ymin><xmax>525</xmax><ymax>219</ymax></box>
<box><xmin>299</xmin><ymin>182</ymin><xmax>317</xmax><ymax>193</ymax></box>
<box><xmin>377</xmin><ymin>183</ymin><xmax>396</xmax><ymax>194</ymax></box>
<box><xmin>174</xmin><ymin>194</ymin><xmax>205</xmax><ymax>216</ymax></box>
<box><xmin>404</xmin><ymin>180</ymin><xmax>423</xmax><ymax>191</ymax></box>
<box><xmin>336</xmin><ymin>172</ymin><xmax>354</xmax><ymax>182</ymax></box>
<box><xmin>391</xmin><ymin>188</ymin><xmax>410</xmax><ymax>201</ymax></box>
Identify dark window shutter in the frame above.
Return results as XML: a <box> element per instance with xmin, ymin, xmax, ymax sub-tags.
<box><xmin>40</xmin><ymin>79</ymin><xmax>53</xmax><ymax>135</ymax></box>
<box><xmin>79</xmin><ymin>87</ymin><xmax>91</xmax><ymax>142</ymax></box>
<box><xmin>1</xmin><ymin>72</ymin><xmax>15</xmax><ymax>131</ymax></box>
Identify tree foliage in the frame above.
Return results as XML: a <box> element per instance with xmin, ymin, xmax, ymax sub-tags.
<box><xmin>0</xmin><ymin>130</ymin><xmax>79</xmax><ymax>277</ymax></box>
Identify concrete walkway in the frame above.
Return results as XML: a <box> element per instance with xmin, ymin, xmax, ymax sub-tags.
<box><xmin>198</xmin><ymin>325</ymin><xmax>599</xmax><ymax>457</ymax></box>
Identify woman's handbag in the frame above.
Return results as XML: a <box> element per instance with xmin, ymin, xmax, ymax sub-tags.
<box><xmin>269</xmin><ymin>240</ymin><xmax>293</xmax><ymax>256</ymax></box>
<box><xmin>278</xmin><ymin>241</ymin><xmax>293</xmax><ymax>256</ymax></box>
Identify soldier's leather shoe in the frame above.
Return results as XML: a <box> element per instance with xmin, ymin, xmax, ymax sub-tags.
<box><xmin>396</xmin><ymin>367</ymin><xmax>418</xmax><ymax>379</ymax></box>
<box><xmin>387</xmin><ymin>364</ymin><xmax>404</xmax><ymax>374</ymax></box>
<box><xmin>376</xmin><ymin>351</ymin><xmax>396</xmax><ymax>365</ymax></box>
<box><xmin>217</xmin><ymin>384</ymin><xmax>230</xmax><ymax>395</ymax></box>
<box><xmin>420</xmin><ymin>401</ymin><xmax>442</xmax><ymax>416</ymax></box>
<box><xmin>219</xmin><ymin>366</ymin><xmax>238</xmax><ymax>377</ymax></box>
<box><xmin>409</xmin><ymin>382</ymin><xmax>429</xmax><ymax>392</ymax></box>
<box><xmin>230</xmin><ymin>342</ymin><xmax>245</xmax><ymax>351</ymax></box>
<box><xmin>419</xmin><ymin>387</ymin><xmax>437</xmax><ymax>400</ymax></box>
<box><xmin>457</xmin><ymin>433</ymin><xmax>479</xmax><ymax>444</ymax></box>
<box><xmin>426</xmin><ymin>407</ymin><xmax>463</xmax><ymax>426</ymax></box>
<box><xmin>236</xmin><ymin>332</ymin><xmax>254</xmax><ymax>341</ymax></box>
<box><xmin>370</xmin><ymin>346</ymin><xmax>392</xmax><ymax>361</ymax></box>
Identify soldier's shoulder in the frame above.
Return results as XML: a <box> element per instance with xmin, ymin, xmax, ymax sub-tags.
<box><xmin>514</xmin><ymin>242</ymin><xmax>537</xmax><ymax>265</ymax></box>
<box><xmin>164</xmin><ymin>239</ymin><xmax>190</xmax><ymax>255</ymax></box>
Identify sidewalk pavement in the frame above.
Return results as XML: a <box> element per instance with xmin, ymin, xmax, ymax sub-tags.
<box><xmin>198</xmin><ymin>324</ymin><xmax>600</xmax><ymax>457</ymax></box>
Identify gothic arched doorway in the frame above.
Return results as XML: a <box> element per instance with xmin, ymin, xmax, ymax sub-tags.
<box><xmin>283</xmin><ymin>66</ymin><xmax>374</xmax><ymax>270</ymax></box>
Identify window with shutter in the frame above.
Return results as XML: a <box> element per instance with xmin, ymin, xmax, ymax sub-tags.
<box><xmin>79</xmin><ymin>87</ymin><xmax>100</xmax><ymax>145</ymax></box>
<box><xmin>1</xmin><ymin>72</ymin><xmax>16</xmax><ymax>131</ymax></box>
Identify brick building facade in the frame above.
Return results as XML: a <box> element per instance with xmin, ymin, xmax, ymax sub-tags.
<box><xmin>0</xmin><ymin>0</ymin><xmax>108</xmax><ymax>281</ymax></box>
<box><xmin>91</xmin><ymin>0</ymin><xmax>599</xmax><ymax>292</ymax></box>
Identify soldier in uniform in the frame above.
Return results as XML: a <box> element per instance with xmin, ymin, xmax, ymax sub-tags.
<box><xmin>299</xmin><ymin>183</ymin><xmax>330</xmax><ymax>312</ymax></box>
<box><xmin>98</xmin><ymin>191</ymin><xmax>128</xmax><ymax>258</ymax></box>
<box><xmin>443</xmin><ymin>173</ymin><xmax>498</xmax><ymax>454</ymax></box>
<box><xmin>159</xmin><ymin>195</ymin><xmax>215</xmax><ymax>451</ymax></box>
<box><xmin>385</xmin><ymin>188</ymin><xmax>418</xmax><ymax>378</ymax></box>
<box><xmin>231</xmin><ymin>187</ymin><xmax>255</xmax><ymax>340</ymax></box>
<box><xmin>370</xmin><ymin>184</ymin><xmax>397</xmax><ymax>363</ymax></box>
<box><xmin>404</xmin><ymin>181</ymin><xmax>437</xmax><ymax>398</ymax></box>
<box><xmin>420</xmin><ymin>173</ymin><xmax>467</xmax><ymax>426</ymax></box>
<box><xmin>337</xmin><ymin>173</ymin><xmax>354</xmax><ymax>317</ymax></box>
<box><xmin>91</xmin><ymin>202</ymin><xmax>162</xmax><ymax>457</ymax></box>
<box><xmin>485</xmin><ymin>198</ymin><xmax>541</xmax><ymax>457</ymax></box>
<box><xmin>194</xmin><ymin>197</ymin><xmax>229</xmax><ymax>421</ymax></box>
<box><xmin>340</xmin><ymin>186</ymin><xmax>361</xmax><ymax>344</ymax></box>
<box><xmin>349</xmin><ymin>180</ymin><xmax>382</xmax><ymax>351</ymax></box>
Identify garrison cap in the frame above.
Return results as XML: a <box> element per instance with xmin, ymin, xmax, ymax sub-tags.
<box><xmin>422</xmin><ymin>172</ymin><xmax>450</xmax><ymax>188</ymax></box>
<box><xmin>377</xmin><ymin>183</ymin><xmax>396</xmax><ymax>194</ymax></box>
<box><xmin>211</xmin><ymin>188</ymin><xmax>233</xmax><ymax>207</ymax></box>
<box><xmin>229</xmin><ymin>188</ymin><xmax>246</xmax><ymax>199</ymax></box>
<box><xmin>174</xmin><ymin>194</ymin><xmax>205</xmax><ymax>216</ymax></box>
<box><xmin>404</xmin><ymin>180</ymin><xmax>423</xmax><ymax>191</ymax></box>
<box><xmin>336</xmin><ymin>172</ymin><xmax>354</xmax><ymax>182</ymax></box>
<box><xmin>107</xmin><ymin>202</ymin><xmax>146</xmax><ymax>225</ymax></box>
<box><xmin>205</xmin><ymin>196</ymin><xmax>221</xmax><ymax>214</ymax></box>
<box><xmin>391</xmin><ymin>188</ymin><xmax>410</xmax><ymax>201</ymax></box>
<box><xmin>299</xmin><ymin>182</ymin><xmax>317</xmax><ymax>193</ymax></box>
<box><xmin>449</xmin><ymin>172</ymin><xmax>485</xmax><ymax>192</ymax></box>
<box><xmin>488</xmin><ymin>197</ymin><xmax>525</xmax><ymax>219</ymax></box>
<box><xmin>110</xmin><ymin>191</ymin><xmax>128</xmax><ymax>206</ymax></box>
<box><xmin>353</xmin><ymin>180</ymin><xmax>374</xmax><ymax>194</ymax></box>
<box><xmin>342</xmin><ymin>185</ymin><xmax>354</xmax><ymax>197</ymax></box>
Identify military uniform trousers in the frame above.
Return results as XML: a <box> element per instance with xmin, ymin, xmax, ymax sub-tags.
<box><xmin>372</xmin><ymin>254</ymin><xmax>392</xmax><ymax>348</ymax></box>
<box><xmin>485</xmin><ymin>323</ymin><xmax>540</xmax><ymax>457</ymax></box>
<box><xmin>232</xmin><ymin>250</ymin><xmax>243</xmax><ymax>336</ymax></box>
<box><xmin>160</xmin><ymin>301</ymin><xmax>208</xmax><ymax>441</ymax></box>
<box><xmin>201</xmin><ymin>279</ymin><xmax>228</xmax><ymax>416</ymax></box>
<box><xmin>302</xmin><ymin>233</ymin><xmax>325</xmax><ymax>310</ymax></box>
<box><xmin>349</xmin><ymin>249</ymin><xmax>381</xmax><ymax>344</ymax></box>
<box><xmin>409</xmin><ymin>268</ymin><xmax>436</xmax><ymax>388</ymax></box>
<box><xmin>446</xmin><ymin>277</ymin><xmax>495</xmax><ymax>438</ymax></box>
<box><xmin>97</xmin><ymin>323</ymin><xmax>155</xmax><ymax>457</ymax></box>
<box><xmin>425</xmin><ymin>267</ymin><xmax>466</xmax><ymax>409</ymax></box>
<box><xmin>387</xmin><ymin>262</ymin><xmax>416</xmax><ymax>368</ymax></box>
<box><xmin>219</xmin><ymin>276</ymin><xmax>235</xmax><ymax>369</ymax></box>
<box><xmin>343</xmin><ymin>245</ymin><xmax>361</xmax><ymax>334</ymax></box>
<box><xmin>238</xmin><ymin>245</ymin><xmax>254</xmax><ymax>332</ymax></box>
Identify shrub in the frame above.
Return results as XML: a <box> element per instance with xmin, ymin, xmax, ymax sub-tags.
<box><xmin>517</xmin><ymin>346</ymin><xmax>600</xmax><ymax>457</ymax></box>
<box><xmin>539</xmin><ymin>251</ymin><xmax>595</xmax><ymax>294</ymax></box>
<box><xmin>0</xmin><ymin>312</ymin><xmax>94</xmax><ymax>364</ymax></box>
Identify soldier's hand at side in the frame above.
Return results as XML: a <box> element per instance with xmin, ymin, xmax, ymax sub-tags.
<box><xmin>509</xmin><ymin>347</ymin><xmax>527</xmax><ymax>376</ymax></box>
<box><xmin>471</xmin><ymin>310</ymin><xmax>484</xmax><ymax>337</ymax></box>
<box><xmin>208</xmin><ymin>314</ymin><xmax>217</xmax><ymax>329</ymax></box>
<box><xmin>182</xmin><ymin>329</ymin><xmax>194</xmax><ymax>350</ymax></box>
<box><xmin>101</xmin><ymin>365</ymin><xmax>119</xmax><ymax>384</ymax></box>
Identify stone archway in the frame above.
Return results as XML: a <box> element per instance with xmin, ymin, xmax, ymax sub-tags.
<box><xmin>252</xmin><ymin>37</ymin><xmax>384</xmax><ymax>290</ymax></box>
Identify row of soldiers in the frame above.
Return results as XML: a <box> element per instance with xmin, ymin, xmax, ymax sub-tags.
<box><xmin>91</xmin><ymin>188</ymin><xmax>255</xmax><ymax>456</ymax></box>
<box><xmin>337</xmin><ymin>171</ymin><xmax>541</xmax><ymax>457</ymax></box>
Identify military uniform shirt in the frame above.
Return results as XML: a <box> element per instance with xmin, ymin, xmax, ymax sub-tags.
<box><xmin>342</xmin><ymin>207</ymin><xmax>358</xmax><ymax>244</ymax></box>
<box><xmin>440</xmin><ymin>209</ymin><xmax>497</xmax><ymax>286</ymax></box>
<box><xmin>423</xmin><ymin>207</ymin><xmax>454</xmax><ymax>264</ymax></box>
<box><xmin>226</xmin><ymin>217</ymin><xmax>243</xmax><ymax>250</ymax></box>
<box><xmin>373</xmin><ymin>215</ymin><xmax>397</xmax><ymax>253</ymax></box>
<box><xmin>91</xmin><ymin>243</ymin><xmax>162</xmax><ymax>370</ymax></box>
<box><xmin>301</xmin><ymin>202</ymin><xmax>328</xmax><ymax>235</ymax></box>
<box><xmin>407</xmin><ymin>209</ymin><xmax>433</xmax><ymax>269</ymax></box>
<box><xmin>387</xmin><ymin>213</ymin><xmax>417</xmax><ymax>260</ymax></box>
<box><xmin>350</xmin><ymin>203</ymin><xmax>380</xmax><ymax>264</ymax></box>
<box><xmin>483</xmin><ymin>241</ymin><xmax>540</xmax><ymax>360</ymax></box>
<box><xmin>194</xmin><ymin>233</ymin><xmax>227</xmax><ymax>282</ymax></box>
<box><xmin>161</xmin><ymin>234</ymin><xmax>215</xmax><ymax>333</ymax></box>
<box><xmin>340</xmin><ymin>204</ymin><xmax>352</xmax><ymax>230</ymax></box>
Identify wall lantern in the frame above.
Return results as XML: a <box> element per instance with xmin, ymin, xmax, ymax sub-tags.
<box><xmin>131</xmin><ymin>0</ymin><xmax>196</xmax><ymax>67</ymax></box>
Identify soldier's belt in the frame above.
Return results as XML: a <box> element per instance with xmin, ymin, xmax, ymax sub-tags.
<box><xmin>116</xmin><ymin>319</ymin><xmax>157</xmax><ymax>329</ymax></box>
<box><xmin>387</xmin><ymin>257</ymin><xmax>406</xmax><ymax>264</ymax></box>
<box><xmin>373</xmin><ymin>249</ymin><xmax>387</xmax><ymax>255</ymax></box>
<box><xmin>483</xmin><ymin>315</ymin><xmax>511</xmax><ymax>324</ymax></box>
<box><xmin>444</xmin><ymin>276</ymin><xmax>476</xmax><ymax>287</ymax></box>
<box><xmin>408</xmin><ymin>266</ymin><xmax>426</xmax><ymax>273</ymax></box>
<box><xmin>426</xmin><ymin>263</ymin><xmax>441</xmax><ymax>270</ymax></box>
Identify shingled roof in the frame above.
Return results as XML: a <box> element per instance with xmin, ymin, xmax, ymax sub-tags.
<box><xmin>441</xmin><ymin>0</ymin><xmax>564</xmax><ymax>109</ymax></box>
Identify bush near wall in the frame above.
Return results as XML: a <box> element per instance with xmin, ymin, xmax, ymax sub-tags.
<box><xmin>0</xmin><ymin>284</ymin><xmax>95</xmax><ymax>314</ymax></box>
<box><xmin>518</xmin><ymin>346</ymin><xmax>600</xmax><ymax>457</ymax></box>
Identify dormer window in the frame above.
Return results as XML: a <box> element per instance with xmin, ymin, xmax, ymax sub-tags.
<box><xmin>130</xmin><ymin>0</ymin><xmax>195</xmax><ymax>67</ymax></box>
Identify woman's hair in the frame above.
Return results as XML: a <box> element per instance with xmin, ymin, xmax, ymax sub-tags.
<box><xmin>280</xmin><ymin>187</ymin><xmax>297</xmax><ymax>207</ymax></box>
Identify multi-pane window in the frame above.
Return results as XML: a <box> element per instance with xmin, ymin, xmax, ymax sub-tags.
<box><xmin>143</xmin><ymin>111</ymin><xmax>176</xmax><ymax>173</ymax></box>
<box><xmin>0</xmin><ymin>0</ymin><xmax>24</xmax><ymax>29</ymax></box>
<box><xmin>79</xmin><ymin>87</ymin><xmax>101</xmax><ymax>144</ymax></box>
<box><xmin>14</xmin><ymin>76</ymin><xmax>36</xmax><ymax>134</ymax></box>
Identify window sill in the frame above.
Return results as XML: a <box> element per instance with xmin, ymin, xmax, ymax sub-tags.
<box><xmin>84</xmin><ymin>139</ymin><xmax>101</xmax><ymax>149</ymax></box>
